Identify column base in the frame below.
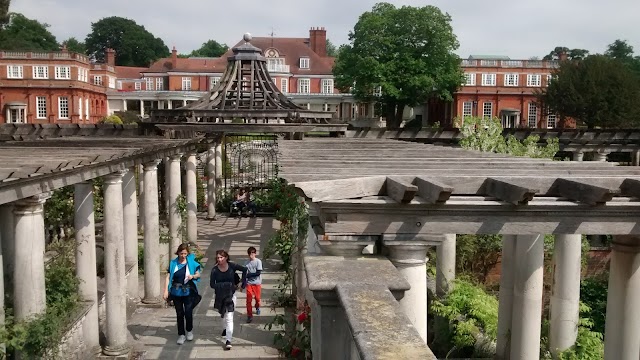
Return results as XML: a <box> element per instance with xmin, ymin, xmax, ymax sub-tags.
<box><xmin>206</xmin><ymin>215</ymin><xmax>217</xmax><ymax>220</ymax></box>
<box><xmin>141</xmin><ymin>296</ymin><xmax>163</xmax><ymax>306</ymax></box>
<box><xmin>102</xmin><ymin>344</ymin><xmax>131</xmax><ymax>356</ymax></box>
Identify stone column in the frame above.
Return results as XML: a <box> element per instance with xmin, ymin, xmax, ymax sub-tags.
<box><xmin>593</xmin><ymin>151</ymin><xmax>609</xmax><ymax>162</ymax></box>
<box><xmin>496</xmin><ymin>235</ymin><xmax>517</xmax><ymax>359</ymax></box>
<box><xmin>206</xmin><ymin>144</ymin><xmax>217</xmax><ymax>219</ymax></box>
<box><xmin>510</xmin><ymin>234</ymin><xmax>544</xmax><ymax>360</ymax></box>
<box><xmin>633</xmin><ymin>149</ymin><xmax>640</xmax><ymax>166</ymax></box>
<box><xmin>74</xmin><ymin>182</ymin><xmax>101</xmax><ymax>354</ymax></box>
<box><xmin>436</xmin><ymin>234</ymin><xmax>456</xmax><ymax>297</ymax></box>
<box><xmin>603</xmin><ymin>237</ymin><xmax>640</xmax><ymax>360</ymax></box>
<box><xmin>138</xmin><ymin>164</ymin><xmax>145</xmax><ymax>232</ymax></box>
<box><xmin>385</xmin><ymin>240</ymin><xmax>429</xmax><ymax>343</ymax></box>
<box><xmin>185</xmin><ymin>151</ymin><xmax>198</xmax><ymax>243</ymax></box>
<box><xmin>215</xmin><ymin>141</ymin><xmax>223</xmax><ymax>187</ymax></box>
<box><xmin>140</xmin><ymin>100</ymin><xmax>144</xmax><ymax>117</ymax></box>
<box><xmin>142</xmin><ymin>160</ymin><xmax>162</xmax><ymax>305</ymax></box>
<box><xmin>0</xmin><ymin>205</ymin><xmax>14</xmax><ymax>283</ymax></box>
<box><xmin>102</xmin><ymin>171</ymin><xmax>131</xmax><ymax>356</ymax></box>
<box><xmin>13</xmin><ymin>194</ymin><xmax>48</xmax><ymax>320</ymax></box>
<box><xmin>549</xmin><ymin>234</ymin><xmax>581</xmax><ymax>356</ymax></box>
<box><xmin>122</xmin><ymin>99</ymin><xmax>127</xmax><ymax>111</ymax></box>
<box><xmin>167</xmin><ymin>101</ymin><xmax>172</xmax><ymax>110</ymax></box>
<box><xmin>572</xmin><ymin>151</ymin><xmax>584</xmax><ymax>161</ymax></box>
<box><xmin>168</xmin><ymin>154</ymin><xmax>183</xmax><ymax>250</ymax></box>
<box><xmin>122</xmin><ymin>168</ymin><xmax>139</xmax><ymax>301</ymax></box>
<box><xmin>164</xmin><ymin>157</ymin><xmax>170</xmax><ymax>219</ymax></box>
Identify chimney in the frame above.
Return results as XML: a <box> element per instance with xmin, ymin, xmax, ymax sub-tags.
<box><xmin>558</xmin><ymin>50</ymin><xmax>568</xmax><ymax>61</ymax></box>
<box><xmin>309</xmin><ymin>26</ymin><xmax>327</xmax><ymax>57</ymax></box>
<box><xmin>105</xmin><ymin>48</ymin><xmax>115</xmax><ymax>66</ymax></box>
<box><xmin>171</xmin><ymin>46</ymin><xmax>178</xmax><ymax>68</ymax></box>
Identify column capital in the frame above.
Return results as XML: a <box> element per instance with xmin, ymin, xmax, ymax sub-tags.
<box><xmin>383</xmin><ymin>240</ymin><xmax>431</xmax><ymax>266</ymax></box>
<box><xmin>103</xmin><ymin>170</ymin><xmax>127</xmax><ymax>184</ymax></box>
<box><xmin>169</xmin><ymin>153</ymin><xmax>183</xmax><ymax>162</ymax></box>
<box><xmin>317</xmin><ymin>234</ymin><xmax>376</xmax><ymax>257</ymax></box>
<box><xmin>185</xmin><ymin>150</ymin><xmax>198</xmax><ymax>157</ymax></box>
<box><xmin>13</xmin><ymin>192</ymin><xmax>51</xmax><ymax>213</ymax></box>
<box><xmin>143</xmin><ymin>159</ymin><xmax>162</xmax><ymax>171</ymax></box>
<box><xmin>611</xmin><ymin>236</ymin><xmax>640</xmax><ymax>253</ymax></box>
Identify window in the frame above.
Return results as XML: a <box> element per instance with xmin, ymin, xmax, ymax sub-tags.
<box><xmin>145</xmin><ymin>78</ymin><xmax>153</xmax><ymax>90</ymax></box>
<box><xmin>85</xmin><ymin>98</ymin><xmax>89</xmax><ymax>119</ymax></box>
<box><xmin>108</xmin><ymin>76</ymin><xmax>116</xmax><ymax>88</ymax></box>
<box><xmin>321</xmin><ymin>79</ymin><xmax>334</xmax><ymax>94</ymax></box>
<box><xmin>527</xmin><ymin>103</ymin><xmax>538</xmax><ymax>128</ymax></box>
<box><xmin>134</xmin><ymin>81</ymin><xmax>141</xmax><ymax>90</ymax></box>
<box><xmin>481</xmin><ymin>74</ymin><xmax>496</xmax><ymax>86</ymax></box>
<box><xmin>547</xmin><ymin>114</ymin><xmax>557</xmax><ymax>129</ymax></box>
<box><xmin>94</xmin><ymin>75</ymin><xmax>103</xmax><ymax>86</ymax></box>
<box><xmin>462</xmin><ymin>102</ymin><xmax>473</xmax><ymax>118</ymax></box>
<box><xmin>464</xmin><ymin>73</ymin><xmax>476</xmax><ymax>86</ymax></box>
<box><xmin>78</xmin><ymin>97</ymin><xmax>83</xmax><ymax>120</ymax></box>
<box><xmin>58</xmin><ymin>97</ymin><xmax>69</xmax><ymax>119</ymax></box>
<box><xmin>299</xmin><ymin>57</ymin><xmax>310</xmax><ymax>69</ymax></box>
<box><xmin>526</xmin><ymin>74</ymin><xmax>541</xmax><ymax>87</ymax></box>
<box><xmin>323</xmin><ymin>104</ymin><xmax>332</xmax><ymax>112</ymax></box>
<box><xmin>182</xmin><ymin>77</ymin><xmax>191</xmax><ymax>91</ymax></box>
<box><xmin>281</xmin><ymin>78</ymin><xmax>288</xmax><ymax>93</ymax></box>
<box><xmin>546</xmin><ymin>74</ymin><xmax>553</xmax><ymax>86</ymax></box>
<box><xmin>36</xmin><ymin>96</ymin><xmax>47</xmax><ymax>119</ymax></box>
<box><xmin>156</xmin><ymin>78</ymin><xmax>163</xmax><ymax>90</ymax></box>
<box><xmin>7</xmin><ymin>65</ymin><xmax>23</xmax><ymax>79</ymax></box>
<box><xmin>373</xmin><ymin>86</ymin><xmax>382</xmax><ymax>97</ymax></box>
<box><xmin>298</xmin><ymin>78</ymin><xmax>310</xmax><ymax>93</ymax></box>
<box><xmin>32</xmin><ymin>65</ymin><xmax>48</xmax><ymax>79</ymax></box>
<box><xmin>210</xmin><ymin>77</ymin><xmax>220</xmax><ymax>90</ymax></box>
<box><xmin>77</xmin><ymin>68</ymin><xmax>88</xmax><ymax>82</ymax></box>
<box><xmin>54</xmin><ymin>66</ymin><xmax>70</xmax><ymax>79</ymax></box>
<box><xmin>483</xmin><ymin>102</ymin><xmax>493</xmax><ymax>119</ymax></box>
<box><xmin>504</xmin><ymin>74</ymin><xmax>519</xmax><ymax>86</ymax></box>
<box><xmin>7</xmin><ymin>108</ymin><xmax>25</xmax><ymax>123</ymax></box>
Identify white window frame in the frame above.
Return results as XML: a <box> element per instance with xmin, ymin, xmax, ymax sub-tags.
<box><xmin>134</xmin><ymin>81</ymin><xmax>141</xmax><ymax>90</ymax></box>
<box><xmin>54</xmin><ymin>66</ymin><xmax>71</xmax><ymax>80</ymax></box>
<box><xmin>79</xmin><ymin>97</ymin><xmax>83</xmax><ymax>120</ymax></box>
<box><xmin>7</xmin><ymin>65</ymin><xmax>23</xmax><ymax>79</ymax></box>
<box><xmin>547</xmin><ymin>114</ymin><xmax>557</xmax><ymax>129</ymax></box>
<box><xmin>7</xmin><ymin>108</ymin><xmax>25</xmax><ymax>123</ymax></box>
<box><xmin>182</xmin><ymin>77</ymin><xmax>192</xmax><ymax>91</ymax></box>
<box><xmin>145</xmin><ymin>78</ymin><xmax>153</xmax><ymax>90</ymax></box>
<box><xmin>504</xmin><ymin>74</ymin><xmax>519</xmax><ymax>87</ymax></box>
<box><xmin>281</xmin><ymin>78</ymin><xmax>288</xmax><ymax>93</ymax></box>
<box><xmin>32</xmin><ymin>65</ymin><xmax>48</xmax><ymax>79</ymax></box>
<box><xmin>58</xmin><ymin>97</ymin><xmax>69</xmax><ymax>119</ymax></box>
<box><xmin>108</xmin><ymin>76</ymin><xmax>116</xmax><ymax>89</ymax></box>
<box><xmin>526</xmin><ymin>74</ymin><xmax>541</xmax><ymax>87</ymax></box>
<box><xmin>373</xmin><ymin>86</ymin><xmax>382</xmax><ymax>97</ymax></box>
<box><xmin>36</xmin><ymin>96</ymin><xmax>47</xmax><ymax>119</ymax></box>
<box><xmin>482</xmin><ymin>102</ymin><xmax>493</xmax><ymax>119</ymax></box>
<box><xmin>321</xmin><ymin>79</ymin><xmax>334</xmax><ymax>94</ymax></box>
<box><xmin>85</xmin><ymin>98</ymin><xmax>89</xmax><ymax>119</ymax></box>
<box><xmin>464</xmin><ymin>73</ymin><xmax>476</xmax><ymax>86</ymax></box>
<box><xmin>462</xmin><ymin>102</ymin><xmax>473</xmax><ymax>118</ymax></box>
<box><xmin>156</xmin><ymin>77</ymin><xmax>163</xmax><ymax>90</ymax></box>
<box><xmin>527</xmin><ymin>103</ymin><xmax>538</xmax><ymax>128</ymax></box>
<box><xmin>299</xmin><ymin>57</ymin><xmax>310</xmax><ymax>69</ymax></box>
<box><xmin>481</xmin><ymin>73</ymin><xmax>496</xmax><ymax>86</ymax></box>
<box><xmin>298</xmin><ymin>78</ymin><xmax>310</xmax><ymax>93</ymax></box>
<box><xmin>210</xmin><ymin>77</ymin><xmax>220</xmax><ymax>90</ymax></box>
<box><xmin>94</xmin><ymin>75</ymin><xmax>103</xmax><ymax>86</ymax></box>
<box><xmin>323</xmin><ymin>103</ymin><xmax>331</xmax><ymax>112</ymax></box>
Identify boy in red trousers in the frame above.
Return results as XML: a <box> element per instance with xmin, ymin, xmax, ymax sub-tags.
<box><xmin>245</xmin><ymin>246</ymin><xmax>263</xmax><ymax>323</ymax></box>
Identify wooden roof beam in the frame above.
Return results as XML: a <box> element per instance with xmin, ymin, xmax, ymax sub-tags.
<box><xmin>413</xmin><ymin>177</ymin><xmax>453</xmax><ymax>204</ymax></box>
<box><xmin>385</xmin><ymin>177</ymin><xmax>418</xmax><ymax>204</ymax></box>
<box><xmin>554</xmin><ymin>178</ymin><xmax>620</xmax><ymax>205</ymax></box>
<box><xmin>485</xmin><ymin>178</ymin><xmax>540</xmax><ymax>205</ymax></box>
<box><xmin>291</xmin><ymin>176</ymin><xmax>386</xmax><ymax>202</ymax></box>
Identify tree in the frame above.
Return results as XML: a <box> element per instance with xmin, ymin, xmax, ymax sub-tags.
<box><xmin>543</xmin><ymin>46</ymin><xmax>589</xmax><ymax>61</ymax></box>
<box><xmin>537</xmin><ymin>55</ymin><xmax>640</xmax><ymax>128</ymax></box>
<box><xmin>0</xmin><ymin>13</ymin><xmax>59</xmax><ymax>51</ymax></box>
<box><xmin>605</xmin><ymin>39</ymin><xmax>640</xmax><ymax>76</ymax></box>
<box><xmin>189</xmin><ymin>39</ymin><xmax>228</xmax><ymax>57</ymax></box>
<box><xmin>0</xmin><ymin>0</ymin><xmax>9</xmax><ymax>28</ymax></box>
<box><xmin>326</xmin><ymin>39</ymin><xmax>338</xmax><ymax>57</ymax></box>
<box><xmin>61</xmin><ymin>37</ymin><xmax>86</xmax><ymax>54</ymax></box>
<box><xmin>333</xmin><ymin>2</ymin><xmax>463</xmax><ymax>129</ymax></box>
<box><xmin>85</xmin><ymin>16</ymin><xmax>170</xmax><ymax>67</ymax></box>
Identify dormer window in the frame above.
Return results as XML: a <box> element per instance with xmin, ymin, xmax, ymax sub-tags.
<box><xmin>299</xmin><ymin>57</ymin><xmax>310</xmax><ymax>69</ymax></box>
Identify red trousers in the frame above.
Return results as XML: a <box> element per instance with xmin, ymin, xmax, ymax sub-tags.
<box><xmin>246</xmin><ymin>284</ymin><xmax>262</xmax><ymax>317</ymax></box>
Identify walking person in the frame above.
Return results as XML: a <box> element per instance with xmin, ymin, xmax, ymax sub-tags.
<box><xmin>210</xmin><ymin>249</ymin><xmax>247</xmax><ymax>350</ymax></box>
<box><xmin>245</xmin><ymin>246</ymin><xmax>263</xmax><ymax>323</ymax></box>
<box><xmin>163</xmin><ymin>243</ymin><xmax>202</xmax><ymax>345</ymax></box>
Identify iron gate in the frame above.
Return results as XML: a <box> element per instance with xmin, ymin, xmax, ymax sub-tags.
<box><xmin>223</xmin><ymin>133</ymin><xmax>279</xmax><ymax>190</ymax></box>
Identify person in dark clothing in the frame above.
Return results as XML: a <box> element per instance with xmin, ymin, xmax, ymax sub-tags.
<box><xmin>163</xmin><ymin>243</ymin><xmax>201</xmax><ymax>345</ymax></box>
<box><xmin>210</xmin><ymin>249</ymin><xmax>247</xmax><ymax>350</ymax></box>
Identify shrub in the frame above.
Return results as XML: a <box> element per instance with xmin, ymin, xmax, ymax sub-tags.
<box><xmin>99</xmin><ymin>114</ymin><xmax>123</xmax><ymax>125</ymax></box>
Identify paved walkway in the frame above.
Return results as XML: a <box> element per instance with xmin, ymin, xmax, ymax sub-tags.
<box><xmin>129</xmin><ymin>215</ymin><xmax>283</xmax><ymax>359</ymax></box>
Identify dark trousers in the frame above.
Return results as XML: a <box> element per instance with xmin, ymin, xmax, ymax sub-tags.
<box><xmin>173</xmin><ymin>295</ymin><xmax>194</xmax><ymax>335</ymax></box>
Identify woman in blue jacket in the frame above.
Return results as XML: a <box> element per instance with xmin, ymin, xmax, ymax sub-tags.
<box><xmin>163</xmin><ymin>243</ymin><xmax>201</xmax><ymax>345</ymax></box>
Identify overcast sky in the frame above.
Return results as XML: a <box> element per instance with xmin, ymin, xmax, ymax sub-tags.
<box><xmin>10</xmin><ymin>0</ymin><xmax>640</xmax><ymax>59</ymax></box>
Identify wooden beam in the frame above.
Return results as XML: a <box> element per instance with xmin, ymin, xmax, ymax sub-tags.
<box><xmin>485</xmin><ymin>178</ymin><xmax>539</xmax><ymax>205</ymax></box>
<box><xmin>290</xmin><ymin>176</ymin><xmax>386</xmax><ymax>202</ymax></box>
<box><xmin>621</xmin><ymin>178</ymin><xmax>640</xmax><ymax>199</ymax></box>
<box><xmin>553</xmin><ymin>178</ymin><xmax>620</xmax><ymax>205</ymax></box>
<box><xmin>413</xmin><ymin>177</ymin><xmax>453</xmax><ymax>204</ymax></box>
<box><xmin>385</xmin><ymin>177</ymin><xmax>418</xmax><ymax>203</ymax></box>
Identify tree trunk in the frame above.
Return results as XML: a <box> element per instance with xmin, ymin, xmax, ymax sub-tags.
<box><xmin>385</xmin><ymin>102</ymin><xmax>399</xmax><ymax>129</ymax></box>
<box><xmin>395</xmin><ymin>103</ymin><xmax>405</xmax><ymax>128</ymax></box>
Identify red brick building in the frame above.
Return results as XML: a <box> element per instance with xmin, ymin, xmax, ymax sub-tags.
<box><xmin>0</xmin><ymin>48</ymin><xmax>114</xmax><ymax>124</ymax></box>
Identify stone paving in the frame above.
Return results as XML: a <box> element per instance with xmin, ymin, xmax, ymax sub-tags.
<box><xmin>129</xmin><ymin>215</ymin><xmax>284</xmax><ymax>359</ymax></box>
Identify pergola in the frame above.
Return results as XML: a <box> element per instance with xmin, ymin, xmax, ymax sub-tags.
<box><xmin>278</xmin><ymin>137</ymin><xmax>640</xmax><ymax>359</ymax></box>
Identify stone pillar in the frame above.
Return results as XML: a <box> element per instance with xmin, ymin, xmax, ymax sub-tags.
<box><xmin>206</xmin><ymin>144</ymin><xmax>217</xmax><ymax>219</ymax></box>
<box><xmin>13</xmin><ymin>194</ymin><xmax>48</xmax><ymax>320</ymax></box>
<box><xmin>603</xmin><ymin>237</ymin><xmax>640</xmax><ymax>360</ymax></box>
<box><xmin>572</xmin><ymin>151</ymin><xmax>584</xmax><ymax>161</ymax></box>
<box><xmin>74</xmin><ymin>182</ymin><xmax>101</xmax><ymax>354</ymax></box>
<box><xmin>164</xmin><ymin>157</ymin><xmax>170</xmax><ymax>219</ymax></box>
<box><xmin>385</xmin><ymin>241</ymin><xmax>429</xmax><ymax>343</ymax></box>
<box><xmin>185</xmin><ymin>151</ymin><xmax>198</xmax><ymax>243</ymax></box>
<box><xmin>102</xmin><ymin>172</ymin><xmax>131</xmax><ymax>356</ymax></box>
<box><xmin>122</xmin><ymin>168</ymin><xmax>139</xmax><ymax>301</ymax></box>
<box><xmin>140</xmin><ymin>100</ymin><xmax>144</xmax><ymax>117</ymax></box>
<box><xmin>633</xmin><ymin>149</ymin><xmax>640</xmax><ymax>166</ymax></box>
<box><xmin>496</xmin><ymin>235</ymin><xmax>517</xmax><ymax>359</ymax></box>
<box><xmin>310</xmin><ymin>291</ymin><xmax>351</xmax><ymax>360</ymax></box>
<box><xmin>168</xmin><ymin>154</ymin><xmax>183</xmax><ymax>250</ymax></box>
<box><xmin>182</xmin><ymin>99</ymin><xmax>187</xmax><ymax>107</ymax></box>
<box><xmin>549</xmin><ymin>234</ymin><xmax>581</xmax><ymax>356</ymax></box>
<box><xmin>215</xmin><ymin>141</ymin><xmax>223</xmax><ymax>187</ymax></box>
<box><xmin>167</xmin><ymin>101</ymin><xmax>172</xmax><ymax>110</ymax></box>
<box><xmin>122</xmin><ymin>99</ymin><xmax>127</xmax><ymax>111</ymax></box>
<box><xmin>142</xmin><ymin>160</ymin><xmax>162</xmax><ymax>305</ymax></box>
<box><xmin>436</xmin><ymin>234</ymin><xmax>456</xmax><ymax>297</ymax></box>
<box><xmin>593</xmin><ymin>151</ymin><xmax>609</xmax><ymax>162</ymax></box>
<box><xmin>510</xmin><ymin>234</ymin><xmax>544</xmax><ymax>360</ymax></box>
<box><xmin>138</xmin><ymin>164</ymin><xmax>144</xmax><ymax>232</ymax></box>
<box><xmin>0</xmin><ymin>205</ymin><xmax>15</xmax><ymax>283</ymax></box>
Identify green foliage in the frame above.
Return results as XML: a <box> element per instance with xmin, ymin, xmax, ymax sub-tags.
<box><xmin>456</xmin><ymin>234</ymin><xmax>502</xmax><ymax>284</ymax></box>
<box><xmin>541</xmin><ymin>303</ymin><xmax>604</xmax><ymax>360</ymax></box>
<box><xmin>542</xmin><ymin>46</ymin><xmax>589</xmax><ymax>61</ymax></box>
<box><xmin>0</xmin><ymin>13</ymin><xmax>59</xmax><ymax>51</ymax></box>
<box><xmin>44</xmin><ymin>186</ymin><xmax>75</xmax><ymax>231</ymax></box>
<box><xmin>113</xmin><ymin>110</ymin><xmax>140</xmax><ymax>125</ymax></box>
<box><xmin>99</xmin><ymin>114</ymin><xmax>123</xmax><ymax>125</ymax></box>
<box><xmin>196</xmin><ymin>175</ymin><xmax>205</xmax><ymax>212</ymax></box>
<box><xmin>0</xmin><ymin>0</ymin><xmax>9</xmax><ymax>27</ymax></box>
<box><xmin>62</xmin><ymin>37</ymin><xmax>86</xmax><ymax>54</ymax></box>
<box><xmin>605</xmin><ymin>39</ymin><xmax>640</xmax><ymax>76</ymax></box>
<box><xmin>579</xmin><ymin>276</ymin><xmax>608</xmax><ymax>335</ymax></box>
<box><xmin>138</xmin><ymin>243</ymin><xmax>145</xmax><ymax>275</ymax></box>
<box><xmin>325</xmin><ymin>39</ymin><xmax>338</xmax><ymax>57</ymax></box>
<box><xmin>459</xmin><ymin>116</ymin><xmax>559</xmax><ymax>159</ymax></box>
<box><xmin>333</xmin><ymin>2</ymin><xmax>463</xmax><ymax>129</ymax></box>
<box><xmin>85</xmin><ymin>16</ymin><xmax>170</xmax><ymax>67</ymax></box>
<box><xmin>189</xmin><ymin>39</ymin><xmax>228</xmax><ymax>57</ymax></box>
<box><xmin>266</xmin><ymin>304</ymin><xmax>312</xmax><ymax>359</ymax></box>
<box><xmin>175</xmin><ymin>194</ymin><xmax>188</xmax><ymax>243</ymax></box>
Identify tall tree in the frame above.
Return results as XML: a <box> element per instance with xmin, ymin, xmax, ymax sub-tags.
<box><xmin>333</xmin><ymin>2</ymin><xmax>463</xmax><ymax>129</ymax></box>
<box><xmin>326</xmin><ymin>39</ymin><xmax>338</xmax><ymax>57</ymax></box>
<box><xmin>0</xmin><ymin>0</ymin><xmax>9</xmax><ymax>28</ymax></box>
<box><xmin>605</xmin><ymin>39</ymin><xmax>640</xmax><ymax>76</ymax></box>
<box><xmin>543</xmin><ymin>46</ymin><xmax>589</xmax><ymax>61</ymax></box>
<box><xmin>189</xmin><ymin>39</ymin><xmax>228</xmax><ymax>57</ymax></box>
<box><xmin>62</xmin><ymin>37</ymin><xmax>86</xmax><ymax>54</ymax></box>
<box><xmin>0</xmin><ymin>13</ymin><xmax>59</xmax><ymax>51</ymax></box>
<box><xmin>537</xmin><ymin>55</ymin><xmax>640</xmax><ymax>128</ymax></box>
<box><xmin>85</xmin><ymin>16</ymin><xmax>170</xmax><ymax>67</ymax></box>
